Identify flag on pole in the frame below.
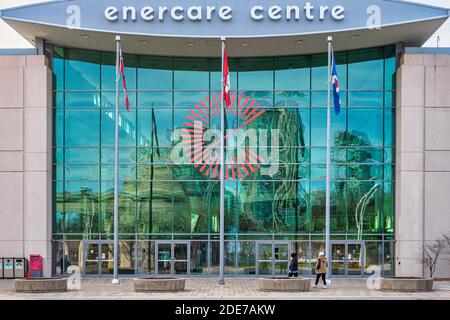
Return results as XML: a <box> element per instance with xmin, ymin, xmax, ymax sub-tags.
<box><xmin>151</xmin><ymin>108</ymin><xmax>161</xmax><ymax>158</ymax></box>
<box><xmin>119</xmin><ymin>47</ymin><xmax>130</xmax><ymax>112</ymax></box>
<box><xmin>223</xmin><ymin>48</ymin><xmax>231</xmax><ymax>108</ymax></box>
<box><xmin>331</xmin><ymin>49</ymin><xmax>341</xmax><ymax>115</ymax></box>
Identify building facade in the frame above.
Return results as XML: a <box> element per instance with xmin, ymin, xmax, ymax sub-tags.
<box><xmin>0</xmin><ymin>0</ymin><xmax>449</xmax><ymax>278</ymax></box>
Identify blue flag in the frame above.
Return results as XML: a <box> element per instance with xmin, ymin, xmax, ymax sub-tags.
<box><xmin>331</xmin><ymin>50</ymin><xmax>341</xmax><ymax>115</ymax></box>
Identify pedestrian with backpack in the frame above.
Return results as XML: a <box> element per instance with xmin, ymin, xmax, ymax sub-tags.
<box><xmin>288</xmin><ymin>253</ymin><xmax>299</xmax><ymax>278</ymax></box>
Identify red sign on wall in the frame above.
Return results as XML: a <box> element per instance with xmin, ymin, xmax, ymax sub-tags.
<box><xmin>29</xmin><ymin>255</ymin><xmax>43</xmax><ymax>272</ymax></box>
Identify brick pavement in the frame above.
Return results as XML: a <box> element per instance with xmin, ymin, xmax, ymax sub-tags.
<box><xmin>0</xmin><ymin>278</ymin><xmax>449</xmax><ymax>300</ymax></box>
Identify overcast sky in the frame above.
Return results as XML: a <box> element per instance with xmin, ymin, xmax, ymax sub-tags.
<box><xmin>0</xmin><ymin>0</ymin><xmax>449</xmax><ymax>48</ymax></box>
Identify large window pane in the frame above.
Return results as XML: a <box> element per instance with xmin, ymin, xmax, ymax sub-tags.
<box><xmin>348</xmin><ymin>108</ymin><xmax>383</xmax><ymax>146</ymax></box>
<box><xmin>348</xmin><ymin>48</ymin><xmax>383</xmax><ymax>90</ymax></box>
<box><xmin>66</xmin><ymin>49</ymin><xmax>100</xmax><ymax>90</ymax></box>
<box><xmin>65</xmin><ymin>109</ymin><xmax>100</xmax><ymax>147</ymax></box>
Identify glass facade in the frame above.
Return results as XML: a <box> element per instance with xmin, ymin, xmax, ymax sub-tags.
<box><xmin>52</xmin><ymin>45</ymin><xmax>395</xmax><ymax>277</ymax></box>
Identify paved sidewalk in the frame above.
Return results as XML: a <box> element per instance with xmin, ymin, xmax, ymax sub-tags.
<box><xmin>1</xmin><ymin>278</ymin><xmax>450</xmax><ymax>300</ymax></box>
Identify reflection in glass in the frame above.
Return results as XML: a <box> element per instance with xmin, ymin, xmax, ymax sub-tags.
<box><xmin>53</xmin><ymin>45</ymin><xmax>395</xmax><ymax>277</ymax></box>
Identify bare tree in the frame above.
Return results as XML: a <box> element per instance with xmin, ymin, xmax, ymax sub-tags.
<box><xmin>423</xmin><ymin>237</ymin><xmax>447</xmax><ymax>278</ymax></box>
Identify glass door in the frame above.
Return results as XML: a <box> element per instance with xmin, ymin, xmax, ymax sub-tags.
<box><xmin>257</xmin><ymin>243</ymin><xmax>272</xmax><ymax>275</ymax></box>
<box><xmin>257</xmin><ymin>241</ymin><xmax>290</xmax><ymax>276</ymax></box>
<box><xmin>347</xmin><ymin>242</ymin><xmax>363</xmax><ymax>276</ymax></box>
<box><xmin>273</xmin><ymin>243</ymin><xmax>289</xmax><ymax>276</ymax></box>
<box><xmin>156</xmin><ymin>242</ymin><xmax>172</xmax><ymax>276</ymax></box>
<box><xmin>155</xmin><ymin>242</ymin><xmax>190</xmax><ymax>276</ymax></box>
<box><xmin>331</xmin><ymin>241</ymin><xmax>364</xmax><ymax>277</ymax></box>
<box><xmin>331</xmin><ymin>243</ymin><xmax>346</xmax><ymax>276</ymax></box>
<box><xmin>100</xmin><ymin>243</ymin><xmax>114</xmax><ymax>275</ymax></box>
<box><xmin>84</xmin><ymin>243</ymin><xmax>100</xmax><ymax>275</ymax></box>
<box><xmin>83</xmin><ymin>242</ymin><xmax>114</xmax><ymax>276</ymax></box>
<box><xmin>173</xmin><ymin>242</ymin><xmax>189</xmax><ymax>276</ymax></box>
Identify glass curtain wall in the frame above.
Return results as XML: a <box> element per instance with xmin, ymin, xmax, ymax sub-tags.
<box><xmin>52</xmin><ymin>45</ymin><xmax>396</xmax><ymax>277</ymax></box>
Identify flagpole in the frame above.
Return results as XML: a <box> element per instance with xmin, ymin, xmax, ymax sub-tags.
<box><xmin>325</xmin><ymin>36</ymin><xmax>332</xmax><ymax>282</ymax></box>
<box><xmin>219</xmin><ymin>36</ymin><xmax>226</xmax><ymax>285</ymax></box>
<box><xmin>112</xmin><ymin>35</ymin><xmax>121</xmax><ymax>285</ymax></box>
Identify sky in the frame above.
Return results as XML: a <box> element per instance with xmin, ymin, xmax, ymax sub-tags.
<box><xmin>0</xmin><ymin>0</ymin><xmax>449</xmax><ymax>48</ymax></box>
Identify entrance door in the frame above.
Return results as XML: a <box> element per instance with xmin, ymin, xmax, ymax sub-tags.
<box><xmin>83</xmin><ymin>242</ymin><xmax>114</xmax><ymax>276</ymax></box>
<box><xmin>155</xmin><ymin>242</ymin><xmax>190</xmax><ymax>276</ymax></box>
<box><xmin>256</xmin><ymin>241</ymin><xmax>290</xmax><ymax>276</ymax></box>
<box><xmin>331</xmin><ymin>241</ymin><xmax>364</xmax><ymax>277</ymax></box>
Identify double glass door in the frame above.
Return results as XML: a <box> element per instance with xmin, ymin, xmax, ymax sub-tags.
<box><xmin>155</xmin><ymin>242</ymin><xmax>190</xmax><ymax>276</ymax></box>
<box><xmin>83</xmin><ymin>242</ymin><xmax>114</xmax><ymax>276</ymax></box>
<box><xmin>256</xmin><ymin>242</ymin><xmax>290</xmax><ymax>276</ymax></box>
<box><xmin>331</xmin><ymin>241</ymin><xmax>364</xmax><ymax>277</ymax></box>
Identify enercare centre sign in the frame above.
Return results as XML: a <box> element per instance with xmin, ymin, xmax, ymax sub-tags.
<box><xmin>104</xmin><ymin>3</ymin><xmax>345</xmax><ymax>23</ymax></box>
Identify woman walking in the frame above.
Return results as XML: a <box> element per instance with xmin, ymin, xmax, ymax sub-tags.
<box><xmin>312</xmin><ymin>252</ymin><xmax>328</xmax><ymax>288</ymax></box>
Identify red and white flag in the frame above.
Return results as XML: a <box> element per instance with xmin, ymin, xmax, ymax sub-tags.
<box><xmin>223</xmin><ymin>48</ymin><xmax>231</xmax><ymax>108</ymax></box>
<box><xmin>119</xmin><ymin>47</ymin><xmax>130</xmax><ymax>112</ymax></box>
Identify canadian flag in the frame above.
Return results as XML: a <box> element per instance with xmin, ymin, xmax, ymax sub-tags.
<box><xmin>119</xmin><ymin>47</ymin><xmax>131</xmax><ymax>112</ymax></box>
<box><xmin>223</xmin><ymin>48</ymin><xmax>231</xmax><ymax>108</ymax></box>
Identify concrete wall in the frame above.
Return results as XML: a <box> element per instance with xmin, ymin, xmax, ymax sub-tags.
<box><xmin>0</xmin><ymin>55</ymin><xmax>52</xmax><ymax>277</ymax></box>
<box><xmin>396</xmin><ymin>53</ymin><xmax>450</xmax><ymax>278</ymax></box>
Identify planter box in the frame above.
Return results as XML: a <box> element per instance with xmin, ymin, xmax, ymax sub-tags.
<box><xmin>380</xmin><ymin>277</ymin><xmax>433</xmax><ymax>292</ymax></box>
<box><xmin>15</xmin><ymin>278</ymin><xmax>67</xmax><ymax>293</ymax></box>
<box><xmin>258</xmin><ymin>277</ymin><xmax>310</xmax><ymax>292</ymax></box>
<box><xmin>134</xmin><ymin>277</ymin><xmax>186</xmax><ymax>292</ymax></box>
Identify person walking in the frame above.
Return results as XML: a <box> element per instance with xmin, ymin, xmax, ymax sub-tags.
<box><xmin>312</xmin><ymin>252</ymin><xmax>328</xmax><ymax>288</ymax></box>
<box><xmin>288</xmin><ymin>253</ymin><xmax>299</xmax><ymax>278</ymax></box>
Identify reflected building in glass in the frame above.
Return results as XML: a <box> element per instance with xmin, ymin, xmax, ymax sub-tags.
<box><xmin>52</xmin><ymin>46</ymin><xmax>396</xmax><ymax>277</ymax></box>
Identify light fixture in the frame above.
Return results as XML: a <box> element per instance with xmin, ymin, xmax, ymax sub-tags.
<box><xmin>186</xmin><ymin>42</ymin><xmax>195</xmax><ymax>46</ymax></box>
<box><xmin>241</xmin><ymin>43</ymin><xmax>249</xmax><ymax>47</ymax></box>
<box><xmin>351</xmin><ymin>35</ymin><xmax>360</xmax><ymax>39</ymax></box>
<box><xmin>81</xmin><ymin>35</ymin><xmax>89</xmax><ymax>39</ymax></box>
<box><xmin>296</xmin><ymin>40</ymin><xmax>303</xmax><ymax>44</ymax></box>
<box><xmin>140</xmin><ymin>40</ymin><xmax>149</xmax><ymax>45</ymax></box>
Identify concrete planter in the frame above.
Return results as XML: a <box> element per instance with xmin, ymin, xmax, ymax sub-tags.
<box><xmin>258</xmin><ymin>277</ymin><xmax>311</xmax><ymax>292</ymax></box>
<box><xmin>15</xmin><ymin>278</ymin><xmax>67</xmax><ymax>293</ymax></box>
<box><xmin>380</xmin><ymin>277</ymin><xmax>433</xmax><ymax>292</ymax></box>
<box><xmin>133</xmin><ymin>277</ymin><xmax>186</xmax><ymax>292</ymax></box>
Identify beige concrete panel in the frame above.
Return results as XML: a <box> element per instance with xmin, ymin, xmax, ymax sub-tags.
<box><xmin>424</xmin><ymin>172</ymin><xmax>450</xmax><ymax>241</ymax></box>
<box><xmin>425</xmin><ymin>65</ymin><xmax>436</xmax><ymax>108</ymax></box>
<box><xmin>26</xmin><ymin>55</ymin><xmax>48</xmax><ymax>67</ymax></box>
<box><xmin>24</xmin><ymin>152</ymin><xmax>50</xmax><ymax>172</ymax></box>
<box><xmin>435</xmin><ymin>54</ymin><xmax>450</xmax><ymax>67</ymax></box>
<box><xmin>396</xmin><ymin>107</ymin><xmax>424</xmax><ymax>153</ymax></box>
<box><xmin>0</xmin><ymin>67</ymin><xmax>23</xmax><ymax>108</ymax></box>
<box><xmin>396</xmin><ymin>152</ymin><xmax>423</xmax><ymax>172</ymax></box>
<box><xmin>24</xmin><ymin>108</ymin><xmax>49</xmax><ymax>153</ymax></box>
<box><xmin>0</xmin><ymin>152</ymin><xmax>23</xmax><ymax>172</ymax></box>
<box><xmin>395</xmin><ymin>171</ymin><xmax>424</xmax><ymax>242</ymax></box>
<box><xmin>0</xmin><ymin>241</ymin><xmax>24</xmax><ymax>257</ymax></box>
<box><xmin>397</xmin><ymin>65</ymin><xmax>425</xmax><ymax>108</ymax></box>
<box><xmin>24</xmin><ymin>66</ymin><xmax>50</xmax><ymax>108</ymax></box>
<box><xmin>434</xmin><ymin>66</ymin><xmax>450</xmax><ymax>108</ymax></box>
<box><xmin>0</xmin><ymin>56</ymin><xmax>25</xmax><ymax>67</ymax></box>
<box><xmin>425</xmin><ymin>109</ymin><xmax>450</xmax><ymax>150</ymax></box>
<box><xmin>425</xmin><ymin>65</ymin><xmax>450</xmax><ymax>108</ymax></box>
<box><xmin>0</xmin><ymin>109</ymin><xmax>23</xmax><ymax>151</ymax></box>
<box><xmin>422</xmin><ymin>54</ymin><xmax>436</xmax><ymax>66</ymax></box>
<box><xmin>0</xmin><ymin>173</ymin><xmax>23</xmax><ymax>241</ymax></box>
<box><xmin>23</xmin><ymin>171</ymin><xmax>51</xmax><ymax>242</ymax></box>
<box><xmin>425</xmin><ymin>151</ymin><xmax>450</xmax><ymax>171</ymax></box>
<box><xmin>395</xmin><ymin>240</ymin><xmax>423</xmax><ymax>277</ymax></box>
<box><xmin>400</xmin><ymin>54</ymin><xmax>423</xmax><ymax>66</ymax></box>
